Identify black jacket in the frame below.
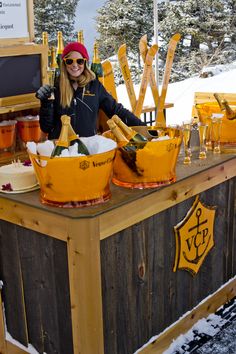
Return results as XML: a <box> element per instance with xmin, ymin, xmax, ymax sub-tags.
<box><xmin>39</xmin><ymin>79</ymin><xmax>145</xmax><ymax>139</ymax></box>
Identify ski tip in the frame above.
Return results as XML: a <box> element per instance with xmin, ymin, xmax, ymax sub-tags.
<box><xmin>118</xmin><ymin>43</ymin><xmax>126</xmax><ymax>56</ymax></box>
<box><xmin>139</xmin><ymin>35</ymin><xmax>148</xmax><ymax>56</ymax></box>
<box><xmin>150</xmin><ymin>44</ymin><xmax>158</xmax><ymax>55</ymax></box>
<box><xmin>140</xmin><ymin>34</ymin><xmax>147</xmax><ymax>42</ymax></box>
<box><xmin>102</xmin><ymin>60</ymin><xmax>112</xmax><ymax>70</ymax></box>
<box><xmin>172</xmin><ymin>33</ymin><xmax>181</xmax><ymax>41</ymax></box>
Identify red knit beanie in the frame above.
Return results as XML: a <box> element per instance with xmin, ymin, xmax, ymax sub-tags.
<box><xmin>62</xmin><ymin>42</ymin><xmax>89</xmax><ymax>60</ymax></box>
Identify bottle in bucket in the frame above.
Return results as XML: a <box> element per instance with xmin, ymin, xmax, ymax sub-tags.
<box><xmin>68</xmin><ymin>123</ymin><xmax>89</xmax><ymax>155</ymax></box>
<box><xmin>51</xmin><ymin>115</ymin><xmax>70</xmax><ymax>157</ymax></box>
<box><xmin>214</xmin><ymin>93</ymin><xmax>236</xmax><ymax>120</ymax></box>
<box><xmin>213</xmin><ymin>93</ymin><xmax>225</xmax><ymax>111</ymax></box>
<box><xmin>106</xmin><ymin>119</ymin><xmax>129</xmax><ymax>145</ymax></box>
<box><xmin>112</xmin><ymin>115</ymin><xmax>148</xmax><ymax>143</ymax></box>
<box><xmin>107</xmin><ymin>119</ymin><xmax>143</xmax><ymax>175</ymax></box>
<box><xmin>107</xmin><ymin>119</ymin><xmax>137</xmax><ymax>151</ymax></box>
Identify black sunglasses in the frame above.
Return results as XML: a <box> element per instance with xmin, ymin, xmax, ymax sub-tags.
<box><xmin>63</xmin><ymin>58</ymin><xmax>86</xmax><ymax>66</ymax></box>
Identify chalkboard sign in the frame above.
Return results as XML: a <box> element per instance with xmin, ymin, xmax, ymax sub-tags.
<box><xmin>0</xmin><ymin>54</ymin><xmax>41</xmax><ymax>97</ymax></box>
<box><xmin>0</xmin><ymin>44</ymin><xmax>47</xmax><ymax>108</ymax></box>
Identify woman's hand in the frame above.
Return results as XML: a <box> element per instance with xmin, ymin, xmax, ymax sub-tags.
<box><xmin>35</xmin><ymin>85</ymin><xmax>54</xmax><ymax>101</ymax></box>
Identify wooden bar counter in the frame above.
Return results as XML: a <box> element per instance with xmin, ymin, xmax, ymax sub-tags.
<box><xmin>0</xmin><ymin>152</ymin><xmax>236</xmax><ymax>354</ymax></box>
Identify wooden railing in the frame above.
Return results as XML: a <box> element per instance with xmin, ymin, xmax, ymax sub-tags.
<box><xmin>141</xmin><ymin>103</ymin><xmax>174</xmax><ymax>125</ymax></box>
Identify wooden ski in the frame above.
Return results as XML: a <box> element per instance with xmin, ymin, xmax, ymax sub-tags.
<box><xmin>101</xmin><ymin>60</ymin><xmax>118</xmax><ymax>100</ymax></box>
<box><xmin>139</xmin><ymin>34</ymin><xmax>160</xmax><ymax>109</ymax></box>
<box><xmin>156</xmin><ymin>33</ymin><xmax>181</xmax><ymax>125</ymax></box>
<box><xmin>118</xmin><ymin>43</ymin><xmax>137</xmax><ymax>112</ymax></box>
<box><xmin>134</xmin><ymin>44</ymin><xmax>158</xmax><ymax>118</ymax></box>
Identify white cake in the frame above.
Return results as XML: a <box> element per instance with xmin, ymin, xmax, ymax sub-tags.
<box><xmin>0</xmin><ymin>162</ymin><xmax>38</xmax><ymax>191</ymax></box>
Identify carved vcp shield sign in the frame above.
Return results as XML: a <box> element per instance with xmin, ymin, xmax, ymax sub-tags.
<box><xmin>173</xmin><ymin>196</ymin><xmax>216</xmax><ymax>275</ymax></box>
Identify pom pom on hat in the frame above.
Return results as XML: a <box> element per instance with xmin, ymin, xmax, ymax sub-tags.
<box><xmin>62</xmin><ymin>42</ymin><xmax>89</xmax><ymax>60</ymax></box>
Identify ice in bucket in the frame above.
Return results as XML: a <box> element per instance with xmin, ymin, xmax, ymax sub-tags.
<box><xmin>104</xmin><ymin>126</ymin><xmax>182</xmax><ymax>189</ymax></box>
<box><xmin>27</xmin><ymin>136</ymin><xmax>117</xmax><ymax>207</ymax></box>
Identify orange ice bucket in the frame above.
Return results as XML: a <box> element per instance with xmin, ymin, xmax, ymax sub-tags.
<box><xmin>104</xmin><ymin>126</ymin><xmax>182</xmax><ymax>189</ymax></box>
<box><xmin>0</xmin><ymin>123</ymin><xmax>16</xmax><ymax>149</ymax></box>
<box><xmin>28</xmin><ymin>149</ymin><xmax>116</xmax><ymax>207</ymax></box>
<box><xmin>17</xmin><ymin>118</ymin><xmax>42</xmax><ymax>143</ymax></box>
<box><xmin>197</xmin><ymin>102</ymin><xmax>236</xmax><ymax>143</ymax></box>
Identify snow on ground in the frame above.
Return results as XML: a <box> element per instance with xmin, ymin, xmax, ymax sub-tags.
<box><xmin>116</xmin><ymin>63</ymin><xmax>236</xmax><ymax>126</ymax></box>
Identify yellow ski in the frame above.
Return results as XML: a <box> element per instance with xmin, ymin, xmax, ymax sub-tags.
<box><xmin>156</xmin><ymin>33</ymin><xmax>181</xmax><ymax>125</ymax></box>
<box><xmin>134</xmin><ymin>44</ymin><xmax>158</xmax><ymax>118</ymax></box>
<box><xmin>101</xmin><ymin>60</ymin><xmax>118</xmax><ymax>100</ymax></box>
<box><xmin>118</xmin><ymin>43</ymin><xmax>137</xmax><ymax>112</ymax></box>
<box><xmin>139</xmin><ymin>34</ymin><xmax>160</xmax><ymax>109</ymax></box>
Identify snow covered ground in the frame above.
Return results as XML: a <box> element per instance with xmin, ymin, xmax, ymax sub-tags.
<box><xmin>116</xmin><ymin>62</ymin><xmax>236</xmax><ymax>126</ymax></box>
<box><xmin>134</xmin><ymin>279</ymin><xmax>236</xmax><ymax>354</ymax></box>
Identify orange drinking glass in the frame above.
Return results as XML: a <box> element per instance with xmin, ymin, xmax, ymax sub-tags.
<box><xmin>0</xmin><ymin>121</ymin><xmax>16</xmax><ymax>150</ymax></box>
<box><xmin>17</xmin><ymin>118</ymin><xmax>42</xmax><ymax>143</ymax></box>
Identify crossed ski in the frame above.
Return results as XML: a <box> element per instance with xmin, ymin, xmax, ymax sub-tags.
<box><xmin>156</xmin><ymin>33</ymin><xmax>181</xmax><ymax>125</ymax></box>
<box><xmin>117</xmin><ymin>44</ymin><xmax>137</xmax><ymax>111</ymax></box>
<box><xmin>118</xmin><ymin>33</ymin><xmax>181</xmax><ymax>125</ymax></box>
<box><xmin>139</xmin><ymin>34</ymin><xmax>160</xmax><ymax>111</ymax></box>
<box><xmin>118</xmin><ymin>43</ymin><xmax>158</xmax><ymax>118</ymax></box>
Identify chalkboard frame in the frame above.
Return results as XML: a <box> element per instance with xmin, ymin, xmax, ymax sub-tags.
<box><xmin>0</xmin><ymin>0</ymin><xmax>34</xmax><ymax>45</ymax></box>
<box><xmin>0</xmin><ymin>44</ymin><xmax>47</xmax><ymax>108</ymax></box>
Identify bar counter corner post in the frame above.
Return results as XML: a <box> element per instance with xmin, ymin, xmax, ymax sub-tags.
<box><xmin>67</xmin><ymin>218</ymin><xmax>104</xmax><ymax>354</ymax></box>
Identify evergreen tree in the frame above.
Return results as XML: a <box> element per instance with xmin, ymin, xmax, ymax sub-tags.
<box><xmin>33</xmin><ymin>0</ymin><xmax>79</xmax><ymax>46</ymax></box>
<box><xmin>158</xmin><ymin>0</ymin><xmax>236</xmax><ymax>81</ymax></box>
<box><xmin>96</xmin><ymin>0</ymin><xmax>154</xmax><ymax>84</ymax></box>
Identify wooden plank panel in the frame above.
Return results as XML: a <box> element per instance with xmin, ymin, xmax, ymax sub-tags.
<box><xmin>0</xmin><ymin>221</ymin><xmax>28</xmax><ymax>346</ymax></box>
<box><xmin>52</xmin><ymin>238</ymin><xmax>73</xmax><ymax>354</ymax></box>
<box><xmin>225</xmin><ymin>178</ymin><xmax>236</xmax><ymax>278</ymax></box>
<box><xmin>17</xmin><ymin>227</ymin><xmax>73</xmax><ymax>354</ymax></box>
<box><xmin>101</xmin><ymin>180</ymin><xmax>236</xmax><ymax>354</ymax></box>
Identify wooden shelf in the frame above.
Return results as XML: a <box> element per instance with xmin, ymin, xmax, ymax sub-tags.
<box><xmin>0</xmin><ymin>101</ymin><xmax>40</xmax><ymax>115</ymax></box>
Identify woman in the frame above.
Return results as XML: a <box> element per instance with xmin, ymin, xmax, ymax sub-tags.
<box><xmin>36</xmin><ymin>42</ymin><xmax>145</xmax><ymax>139</ymax></box>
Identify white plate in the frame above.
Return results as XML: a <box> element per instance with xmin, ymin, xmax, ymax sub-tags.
<box><xmin>0</xmin><ymin>184</ymin><xmax>39</xmax><ymax>194</ymax></box>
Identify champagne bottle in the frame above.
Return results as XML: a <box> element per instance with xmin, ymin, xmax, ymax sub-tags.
<box><xmin>51</xmin><ymin>115</ymin><xmax>70</xmax><ymax>157</ymax></box>
<box><xmin>107</xmin><ymin>119</ymin><xmax>143</xmax><ymax>175</ymax></box>
<box><xmin>56</xmin><ymin>31</ymin><xmax>64</xmax><ymax>68</ymax></box>
<box><xmin>112</xmin><ymin>115</ymin><xmax>148</xmax><ymax>143</ymax></box>
<box><xmin>213</xmin><ymin>93</ymin><xmax>225</xmax><ymax>110</ymax></box>
<box><xmin>42</xmin><ymin>31</ymin><xmax>51</xmax><ymax>68</ymax></box>
<box><xmin>90</xmin><ymin>41</ymin><xmax>103</xmax><ymax>80</ymax></box>
<box><xmin>221</xmin><ymin>99</ymin><xmax>236</xmax><ymax>120</ymax></box>
<box><xmin>50</xmin><ymin>46</ymin><xmax>60</xmax><ymax>84</ymax></box>
<box><xmin>68</xmin><ymin>123</ymin><xmax>89</xmax><ymax>155</ymax></box>
<box><xmin>214</xmin><ymin>93</ymin><xmax>236</xmax><ymax>120</ymax></box>
<box><xmin>107</xmin><ymin>119</ymin><xmax>129</xmax><ymax>146</ymax></box>
<box><xmin>78</xmin><ymin>30</ymin><xmax>84</xmax><ymax>44</ymax></box>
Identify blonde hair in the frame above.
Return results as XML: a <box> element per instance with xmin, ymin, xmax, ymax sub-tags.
<box><xmin>60</xmin><ymin>59</ymin><xmax>96</xmax><ymax>108</ymax></box>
